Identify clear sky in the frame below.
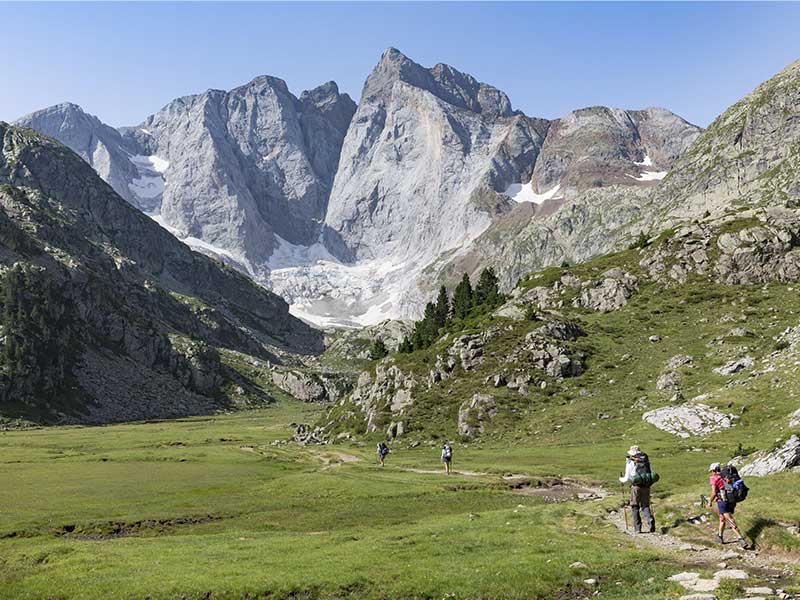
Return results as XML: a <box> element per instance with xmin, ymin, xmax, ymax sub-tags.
<box><xmin>2</xmin><ymin>2</ymin><xmax>799</xmax><ymax>128</ymax></box>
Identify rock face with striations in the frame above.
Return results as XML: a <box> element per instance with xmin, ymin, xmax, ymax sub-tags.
<box><xmin>132</xmin><ymin>78</ymin><xmax>356</xmax><ymax>277</ymax></box>
<box><xmin>16</xmin><ymin>80</ymin><xmax>357</xmax><ymax>282</ymax></box>
<box><xmin>324</xmin><ymin>47</ymin><xmax>550</xmax><ymax>269</ymax></box>
<box><xmin>0</xmin><ymin>124</ymin><xmax>322</xmax><ymax>424</ymax></box>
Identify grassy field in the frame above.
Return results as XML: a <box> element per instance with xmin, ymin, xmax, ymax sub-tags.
<box><xmin>1</xmin><ymin>399</ymin><xmax>797</xmax><ymax>600</ymax></box>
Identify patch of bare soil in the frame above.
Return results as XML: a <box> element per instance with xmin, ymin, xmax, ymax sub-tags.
<box><xmin>54</xmin><ymin>515</ymin><xmax>223</xmax><ymax>539</ymax></box>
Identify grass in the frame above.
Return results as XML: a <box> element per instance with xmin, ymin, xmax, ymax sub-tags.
<box><xmin>1</xmin><ymin>398</ymin><xmax>797</xmax><ymax>599</ymax></box>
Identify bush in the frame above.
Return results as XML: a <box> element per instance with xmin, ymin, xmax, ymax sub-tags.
<box><xmin>369</xmin><ymin>339</ymin><xmax>389</xmax><ymax>360</ymax></box>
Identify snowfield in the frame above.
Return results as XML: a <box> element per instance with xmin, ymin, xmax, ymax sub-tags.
<box><xmin>129</xmin><ymin>154</ymin><xmax>169</xmax><ymax>199</ymax></box>
<box><xmin>504</xmin><ymin>182</ymin><xmax>563</xmax><ymax>204</ymax></box>
<box><xmin>627</xmin><ymin>154</ymin><xmax>667</xmax><ymax>181</ymax></box>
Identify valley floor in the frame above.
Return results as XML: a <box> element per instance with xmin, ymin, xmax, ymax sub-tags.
<box><xmin>1</xmin><ymin>402</ymin><xmax>797</xmax><ymax>600</ymax></box>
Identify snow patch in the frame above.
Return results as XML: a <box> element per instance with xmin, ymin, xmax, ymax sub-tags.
<box><xmin>129</xmin><ymin>154</ymin><xmax>169</xmax><ymax>199</ymax></box>
<box><xmin>627</xmin><ymin>154</ymin><xmax>667</xmax><ymax>181</ymax></box>
<box><xmin>147</xmin><ymin>213</ymin><xmax>255</xmax><ymax>277</ymax></box>
<box><xmin>504</xmin><ymin>182</ymin><xmax>563</xmax><ymax>204</ymax></box>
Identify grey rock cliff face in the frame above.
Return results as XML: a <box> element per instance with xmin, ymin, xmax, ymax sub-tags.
<box><xmin>324</xmin><ymin>48</ymin><xmax>550</xmax><ymax>264</ymax></box>
<box><xmin>139</xmin><ymin>77</ymin><xmax>355</xmax><ymax>273</ymax></box>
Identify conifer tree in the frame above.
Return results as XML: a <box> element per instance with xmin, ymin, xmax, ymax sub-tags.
<box><xmin>452</xmin><ymin>273</ymin><xmax>473</xmax><ymax>320</ymax></box>
<box><xmin>434</xmin><ymin>285</ymin><xmax>450</xmax><ymax>327</ymax></box>
<box><xmin>475</xmin><ymin>267</ymin><xmax>501</xmax><ymax>307</ymax></box>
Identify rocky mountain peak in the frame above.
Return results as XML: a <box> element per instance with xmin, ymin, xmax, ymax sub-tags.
<box><xmin>365</xmin><ymin>47</ymin><xmax>513</xmax><ymax>117</ymax></box>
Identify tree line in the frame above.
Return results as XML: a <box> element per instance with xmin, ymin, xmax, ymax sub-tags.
<box><xmin>393</xmin><ymin>267</ymin><xmax>504</xmax><ymax>354</ymax></box>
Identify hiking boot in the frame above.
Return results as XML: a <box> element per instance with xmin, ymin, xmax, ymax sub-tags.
<box><xmin>714</xmin><ymin>534</ymin><xmax>724</xmax><ymax>544</ymax></box>
<box><xmin>738</xmin><ymin>537</ymin><xmax>749</xmax><ymax>549</ymax></box>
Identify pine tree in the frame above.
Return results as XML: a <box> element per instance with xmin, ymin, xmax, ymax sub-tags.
<box><xmin>434</xmin><ymin>285</ymin><xmax>450</xmax><ymax>327</ymax></box>
<box><xmin>369</xmin><ymin>338</ymin><xmax>389</xmax><ymax>360</ymax></box>
<box><xmin>452</xmin><ymin>273</ymin><xmax>473</xmax><ymax>320</ymax></box>
<box><xmin>475</xmin><ymin>267</ymin><xmax>501</xmax><ymax>307</ymax></box>
<box><xmin>398</xmin><ymin>337</ymin><xmax>413</xmax><ymax>353</ymax></box>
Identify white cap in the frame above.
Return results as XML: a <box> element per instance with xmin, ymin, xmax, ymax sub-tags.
<box><xmin>627</xmin><ymin>445</ymin><xmax>641</xmax><ymax>456</ymax></box>
<box><xmin>708</xmin><ymin>462</ymin><xmax>721</xmax><ymax>472</ymax></box>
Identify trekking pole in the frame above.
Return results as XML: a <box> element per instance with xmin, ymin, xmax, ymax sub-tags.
<box><xmin>620</xmin><ymin>474</ymin><xmax>629</xmax><ymax>531</ymax></box>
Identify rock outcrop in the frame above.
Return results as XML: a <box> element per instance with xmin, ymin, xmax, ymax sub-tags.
<box><xmin>739</xmin><ymin>435</ymin><xmax>800</xmax><ymax>477</ymax></box>
<box><xmin>642</xmin><ymin>404</ymin><xmax>736</xmax><ymax>438</ymax></box>
<box><xmin>458</xmin><ymin>393</ymin><xmax>498</xmax><ymax>438</ymax></box>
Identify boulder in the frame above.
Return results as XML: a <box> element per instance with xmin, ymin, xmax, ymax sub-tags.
<box><xmin>657</xmin><ymin>371</ymin><xmax>682</xmax><ymax>391</ymax></box>
<box><xmin>458</xmin><ymin>393</ymin><xmax>498</xmax><ymax>439</ymax></box>
<box><xmin>739</xmin><ymin>435</ymin><xmax>800</xmax><ymax>477</ymax></box>
<box><xmin>713</xmin><ymin>356</ymin><xmax>754</xmax><ymax>376</ymax></box>
<box><xmin>643</xmin><ymin>403</ymin><xmax>735</xmax><ymax>438</ymax></box>
<box><xmin>575</xmin><ymin>269</ymin><xmax>639</xmax><ymax>312</ymax></box>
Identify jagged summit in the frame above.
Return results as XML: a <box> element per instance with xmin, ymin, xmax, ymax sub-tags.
<box><xmin>16</xmin><ymin>48</ymin><xmax>707</xmax><ymax>326</ymax></box>
<box><xmin>365</xmin><ymin>47</ymin><xmax>513</xmax><ymax>117</ymax></box>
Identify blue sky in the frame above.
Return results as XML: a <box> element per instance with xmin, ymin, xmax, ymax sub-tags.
<box><xmin>2</xmin><ymin>2</ymin><xmax>799</xmax><ymax>127</ymax></box>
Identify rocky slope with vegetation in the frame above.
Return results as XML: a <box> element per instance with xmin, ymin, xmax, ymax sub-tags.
<box><xmin>318</xmin><ymin>57</ymin><xmax>800</xmax><ymax>485</ymax></box>
<box><xmin>0</xmin><ymin>123</ymin><xmax>323</xmax><ymax>424</ymax></box>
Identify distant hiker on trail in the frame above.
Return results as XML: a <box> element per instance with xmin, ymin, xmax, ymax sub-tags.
<box><xmin>708</xmin><ymin>462</ymin><xmax>750</xmax><ymax>549</ymax></box>
<box><xmin>441</xmin><ymin>442</ymin><xmax>453</xmax><ymax>474</ymax></box>
<box><xmin>377</xmin><ymin>442</ymin><xmax>389</xmax><ymax>467</ymax></box>
<box><xmin>619</xmin><ymin>445</ymin><xmax>658</xmax><ymax>534</ymax></box>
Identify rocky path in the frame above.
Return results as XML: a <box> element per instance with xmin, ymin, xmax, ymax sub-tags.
<box><xmin>608</xmin><ymin>510</ymin><xmax>798</xmax><ymax>599</ymax></box>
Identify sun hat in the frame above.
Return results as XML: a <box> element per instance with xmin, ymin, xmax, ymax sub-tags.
<box><xmin>708</xmin><ymin>462</ymin><xmax>721</xmax><ymax>472</ymax></box>
<box><xmin>627</xmin><ymin>445</ymin><xmax>641</xmax><ymax>456</ymax></box>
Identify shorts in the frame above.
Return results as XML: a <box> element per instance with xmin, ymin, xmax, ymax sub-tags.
<box><xmin>717</xmin><ymin>500</ymin><xmax>736</xmax><ymax>515</ymax></box>
<box><xmin>442</xmin><ymin>456</ymin><xmax>451</xmax><ymax>463</ymax></box>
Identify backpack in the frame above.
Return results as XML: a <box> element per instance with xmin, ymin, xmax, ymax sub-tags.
<box><xmin>631</xmin><ymin>453</ymin><xmax>659</xmax><ymax>487</ymax></box>
<box><xmin>721</xmin><ymin>465</ymin><xmax>749</xmax><ymax>502</ymax></box>
<box><xmin>443</xmin><ymin>445</ymin><xmax>452</xmax><ymax>459</ymax></box>
<box><xmin>378</xmin><ymin>443</ymin><xmax>389</xmax><ymax>457</ymax></box>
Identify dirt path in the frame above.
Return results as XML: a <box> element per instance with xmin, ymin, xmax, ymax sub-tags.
<box><xmin>608</xmin><ymin>509</ymin><xmax>797</xmax><ymax>575</ymax></box>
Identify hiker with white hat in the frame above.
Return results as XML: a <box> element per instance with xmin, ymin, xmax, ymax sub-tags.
<box><xmin>619</xmin><ymin>445</ymin><xmax>658</xmax><ymax>533</ymax></box>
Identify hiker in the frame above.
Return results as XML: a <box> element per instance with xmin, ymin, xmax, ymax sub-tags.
<box><xmin>441</xmin><ymin>442</ymin><xmax>453</xmax><ymax>474</ymax></box>
<box><xmin>708</xmin><ymin>463</ymin><xmax>749</xmax><ymax>549</ymax></box>
<box><xmin>619</xmin><ymin>445</ymin><xmax>657</xmax><ymax>533</ymax></box>
<box><xmin>377</xmin><ymin>442</ymin><xmax>389</xmax><ymax>467</ymax></box>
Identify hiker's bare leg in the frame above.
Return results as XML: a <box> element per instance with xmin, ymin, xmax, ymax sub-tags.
<box><xmin>724</xmin><ymin>513</ymin><xmax>742</xmax><ymax>537</ymax></box>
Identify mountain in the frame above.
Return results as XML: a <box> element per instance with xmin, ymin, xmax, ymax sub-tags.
<box><xmin>0</xmin><ymin>123</ymin><xmax>323</xmax><ymax>424</ymax></box>
<box><xmin>16</xmin><ymin>79</ymin><xmax>357</xmax><ymax>281</ymax></box>
<box><xmin>15</xmin><ymin>103</ymin><xmax>147</xmax><ymax>209</ymax></box>
<box><xmin>127</xmin><ymin>77</ymin><xmax>356</xmax><ymax>278</ymax></box>
<box><xmin>15</xmin><ymin>49</ymin><xmax>701</xmax><ymax>326</ymax></box>
<box><xmin>653</xmin><ymin>58</ymin><xmax>800</xmax><ymax>222</ymax></box>
<box><xmin>320</xmin><ymin>54</ymin><xmax>800</xmax><ymax>441</ymax></box>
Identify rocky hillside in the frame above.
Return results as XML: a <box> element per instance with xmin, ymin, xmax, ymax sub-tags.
<box><xmin>653</xmin><ymin>58</ymin><xmax>800</xmax><ymax>223</ymax></box>
<box><xmin>16</xmin><ymin>49</ymin><xmax>701</xmax><ymax>325</ymax></box>
<box><xmin>0</xmin><ymin>123</ymin><xmax>323</xmax><ymax>425</ymax></box>
<box><xmin>427</xmin><ymin>57</ymin><xmax>800</xmax><ymax>294</ymax></box>
<box><xmin>15</xmin><ymin>103</ymin><xmax>145</xmax><ymax>209</ymax></box>
<box><xmin>320</xmin><ymin>207</ymin><xmax>800</xmax><ymax>476</ymax></box>
<box><xmin>317</xmin><ymin>57</ymin><xmax>800</xmax><ymax>476</ymax></box>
